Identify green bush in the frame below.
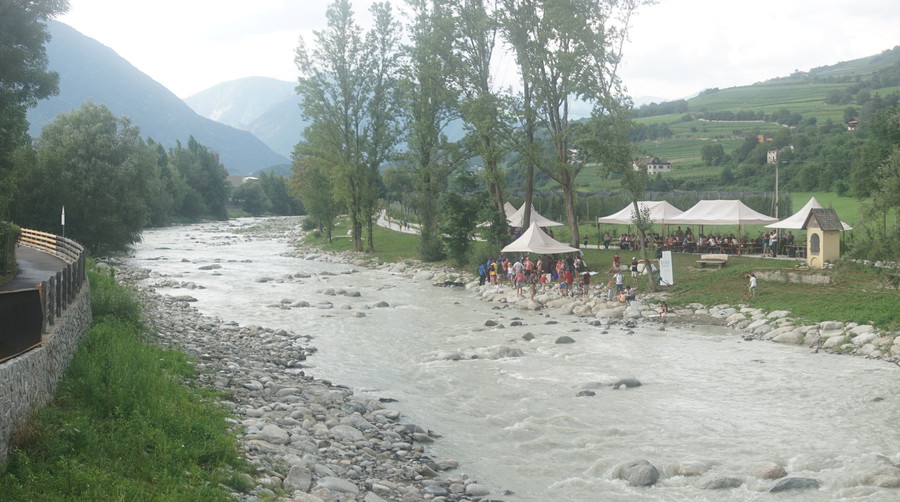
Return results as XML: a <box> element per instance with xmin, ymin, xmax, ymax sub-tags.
<box><xmin>88</xmin><ymin>265</ymin><xmax>143</xmax><ymax>327</ymax></box>
<box><xmin>0</xmin><ymin>221</ymin><xmax>21</xmax><ymax>278</ymax></box>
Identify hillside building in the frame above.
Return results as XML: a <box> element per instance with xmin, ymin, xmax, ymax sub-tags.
<box><xmin>633</xmin><ymin>157</ymin><xmax>672</xmax><ymax>175</ymax></box>
<box><xmin>766</xmin><ymin>145</ymin><xmax>794</xmax><ymax>165</ymax></box>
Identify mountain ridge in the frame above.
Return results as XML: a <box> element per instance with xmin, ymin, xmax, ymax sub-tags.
<box><xmin>27</xmin><ymin>21</ymin><xmax>290</xmax><ymax>175</ymax></box>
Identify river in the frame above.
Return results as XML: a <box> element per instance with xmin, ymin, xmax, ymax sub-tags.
<box><xmin>124</xmin><ymin>218</ymin><xmax>900</xmax><ymax>501</ymax></box>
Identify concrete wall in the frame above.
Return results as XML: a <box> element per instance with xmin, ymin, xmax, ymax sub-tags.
<box><xmin>0</xmin><ymin>283</ymin><xmax>91</xmax><ymax>461</ymax></box>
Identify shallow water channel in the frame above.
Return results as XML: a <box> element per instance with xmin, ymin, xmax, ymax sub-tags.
<box><xmin>125</xmin><ymin>218</ymin><xmax>900</xmax><ymax>501</ymax></box>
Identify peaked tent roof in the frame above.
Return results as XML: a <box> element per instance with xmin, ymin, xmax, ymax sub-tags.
<box><xmin>507</xmin><ymin>203</ymin><xmax>564</xmax><ymax>227</ymax></box>
<box><xmin>597</xmin><ymin>200</ymin><xmax>684</xmax><ymax>225</ymax></box>
<box><xmin>666</xmin><ymin>200</ymin><xmax>778</xmax><ymax>226</ymax></box>
<box><xmin>501</xmin><ymin>222</ymin><xmax>579</xmax><ymax>255</ymax></box>
<box><xmin>503</xmin><ymin>202</ymin><xmax>517</xmax><ymax>219</ymax></box>
<box><xmin>765</xmin><ymin>197</ymin><xmax>852</xmax><ymax>230</ymax></box>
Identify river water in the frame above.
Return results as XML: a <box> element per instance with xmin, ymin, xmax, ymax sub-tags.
<box><xmin>125</xmin><ymin>218</ymin><xmax>900</xmax><ymax>502</ymax></box>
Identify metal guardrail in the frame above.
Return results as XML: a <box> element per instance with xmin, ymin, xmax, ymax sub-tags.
<box><xmin>16</xmin><ymin>228</ymin><xmax>87</xmax><ymax>334</ymax></box>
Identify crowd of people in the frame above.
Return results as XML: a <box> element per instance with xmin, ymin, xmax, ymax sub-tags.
<box><xmin>598</xmin><ymin>226</ymin><xmax>799</xmax><ymax>256</ymax></box>
<box><xmin>478</xmin><ymin>250</ymin><xmax>661</xmax><ymax>306</ymax></box>
<box><xmin>478</xmin><ymin>253</ymin><xmax>593</xmax><ymax>300</ymax></box>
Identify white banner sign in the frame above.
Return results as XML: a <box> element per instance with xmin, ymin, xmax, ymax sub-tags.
<box><xmin>659</xmin><ymin>250</ymin><xmax>674</xmax><ymax>286</ymax></box>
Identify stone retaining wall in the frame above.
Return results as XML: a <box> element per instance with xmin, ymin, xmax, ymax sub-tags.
<box><xmin>0</xmin><ymin>283</ymin><xmax>92</xmax><ymax>461</ymax></box>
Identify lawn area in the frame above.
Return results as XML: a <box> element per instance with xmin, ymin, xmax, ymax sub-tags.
<box><xmin>305</xmin><ymin>220</ymin><xmax>900</xmax><ymax>332</ymax></box>
<box><xmin>579</xmin><ymin>248</ymin><xmax>900</xmax><ymax>331</ymax></box>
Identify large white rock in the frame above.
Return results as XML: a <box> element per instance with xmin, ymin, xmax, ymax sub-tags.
<box><xmin>851</xmin><ymin>324</ymin><xmax>876</xmax><ymax>336</ymax></box>
<box><xmin>820</xmin><ymin>321</ymin><xmax>845</xmax><ymax>331</ymax></box>
<box><xmin>852</xmin><ymin>332</ymin><xmax>878</xmax><ymax>346</ymax></box>
<box><xmin>596</xmin><ymin>309</ymin><xmax>624</xmax><ymax>319</ymax></box>
<box><xmin>316</xmin><ymin>476</ymin><xmax>360</xmax><ymax>495</ymax></box>
<box><xmin>745</xmin><ymin>319</ymin><xmax>769</xmax><ymax>331</ymax></box>
<box><xmin>822</xmin><ymin>335</ymin><xmax>846</xmax><ymax>349</ymax></box>
<box><xmin>773</xmin><ymin>331</ymin><xmax>804</xmax><ymax>345</ymax></box>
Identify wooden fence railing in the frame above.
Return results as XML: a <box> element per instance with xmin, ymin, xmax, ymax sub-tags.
<box><xmin>17</xmin><ymin>229</ymin><xmax>87</xmax><ymax>333</ymax></box>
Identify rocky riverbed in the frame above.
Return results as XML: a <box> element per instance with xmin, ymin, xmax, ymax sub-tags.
<box><xmin>112</xmin><ymin>262</ymin><xmax>500</xmax><ymax>502</ymax></box>
<box><xmin>107</xmin><ymin>230</ymin><xmax>900</xmax><ymax>501</ymax></box>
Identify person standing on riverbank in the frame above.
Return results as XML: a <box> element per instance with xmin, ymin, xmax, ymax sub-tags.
<box><xmin>747</xmin><ymin>273</ymin><xmax>757</xmax><ymax>298</ymax></box>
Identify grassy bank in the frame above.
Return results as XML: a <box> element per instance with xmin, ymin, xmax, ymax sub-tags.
<box><xmin>0</xmin><ymin>265</ymin><xmax>250</xmax><ymax>501</ymax></box>
<box><xmin>306</xmin><ymin>220</ymin><xmax>900</xmax><ymax>332</ymax></box>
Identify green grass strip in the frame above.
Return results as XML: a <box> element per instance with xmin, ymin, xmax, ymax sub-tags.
<box><xmin>0</xmin><ymin>265</ymin><xmax>250</xmax><ymax>501</ymax></box>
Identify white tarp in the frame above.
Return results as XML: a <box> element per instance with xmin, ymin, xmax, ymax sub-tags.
<box><xmin>597</xmin><ymin>200</ymin><xmax>684</xmax><ymax>225</ymax></box>
<box><xmin>666</xmin><ymin>200</ymin><xmax>778</xmax><ymax>226</ymax></box>
<box><xmin>765</xmin><ymin>197</ymin><xmax>852</xmax><ymax>230</ymax></box>
<box><xmin>501</xmin><ymin>222</ymin><xmax>579</xmax><ymax>255</ymax></box>
<box><xmin>506</xmin><ymin>203</ymin><xmax>564</xmax><ymax>228</ymax></box>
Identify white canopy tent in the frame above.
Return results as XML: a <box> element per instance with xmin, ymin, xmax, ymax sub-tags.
<box><xmin>667</xmin><ymin>200</ymin><xmax>777</xmax><ymax>255</ymax></box>
<box><xmin>765</xmin><ymin>197</ymin><xmax>853</xmax><ymax>230</ymax></box>
<box><xmin>667</xmin><ymin>200</ymin><xmax>778</xmax><ymax>226</ymax></box>
<box><xmin>597</xmin><ymin>200</ymin><xmax>684</xmax><ymax>225</ymax></box>
<box><xmin>501</xmin><ymin>222</ymin><xmax>579</xmax><ymax>255</ymax></box>
<box><xmin>506</xmin><ymin>203</ymin><xmax>564</xmax><ymax>228</ymax></box>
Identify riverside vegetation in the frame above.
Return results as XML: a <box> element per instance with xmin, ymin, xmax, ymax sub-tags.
<box><xmin>0</xmin><ymin>265</ymin><xmax>252</xmax><ymax>500</ymax></box>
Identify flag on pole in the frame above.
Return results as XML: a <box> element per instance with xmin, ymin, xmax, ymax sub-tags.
<box><xmin>61</xmin><ymin>206</ymin><xmax>65</xmax><ymax>226</ymax></box>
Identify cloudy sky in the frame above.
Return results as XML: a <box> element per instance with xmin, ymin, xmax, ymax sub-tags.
<box><xmin>58</xmin><ymin>0</ymin><xmax>900</xmax><ymax>102</ymax></box>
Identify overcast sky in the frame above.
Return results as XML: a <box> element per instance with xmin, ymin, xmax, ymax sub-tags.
<box><xmin>57</xmin><ymin>0</ymin><xmax>900</xmax><ymax>102</ymax></box>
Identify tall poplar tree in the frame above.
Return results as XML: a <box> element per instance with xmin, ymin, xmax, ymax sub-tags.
<box><xmin>451</xmin><ymin>0</ymin><xmax>508</xmax><ymax>218</ymax></box>
<box><xmin>501</xmin><ymin>0</ymin><xmax>641</xmax><ymax>247</ymax></box>
<box><xmin>402</xmin><ymin>0</ymin><xmax>465</xmax><ymax>261</ymax></box>
<box><xmin>294</xmin><ymin>0</ymin><xmax>400</xmax><ymax>252</ymax></box>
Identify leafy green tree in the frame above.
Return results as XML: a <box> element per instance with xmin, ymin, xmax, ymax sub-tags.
<box><xmin>440</xmin><ymin>172</ymin><xmax>482</xmax><ymax>267</ymax></box>
<box><xmin>257</xmin><ymin>171</ymin><xmax>302</xmax><ymax>215</ymax></box>
<box><xmin>576</xmin><ymin>103</ymin><xmax>656</xmax><ymax>292</ymax></box>
<box><xmin>170</xmin><ymin>136</ymin><xmax>229</xmax><ymax>220</ymax></box>
<box><xmin>402</xmin><ymin>0</ymin><xmax>465</xmax><ymax>261</ymax></box>
<box><xmin>231</xmin><ymin>180</ymin><xmax>272</xmax><ymax>216</ymax></box>
<box><xmin>500</xmin><ymin>0</ymin><xmax>642</xmax><ymax>247</ymax></box>
<box><xmin>451</xmin><ymin>0</ymin><xmax>508</xmax><ymax>218</ymax></box>
<box><xmin>701</xmin><ymin>143</ymin><xmax>726</xmax><ymax>166</ymax></box>
<box><xmin>290</xmin><ymin>156</ymin><xmax>341</xmax><ymax>243</ymax></box>
<box><xmin>295</xmin><ymin>0</ymin><xmax>401</xmax><ymax>252</ymax></box>
<box><xmin>14</xmin><ymin>102</ymin><xmax>157</xmax><ymax>254</ymax></box>
<box><xmin>0</xmin><ymin>0</ymin><xmax>69</xmax><ymax>217</ymax></box>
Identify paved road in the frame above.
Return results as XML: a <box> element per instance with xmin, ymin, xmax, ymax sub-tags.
<box><xmin>0</xmin><ymin>245</ymin><xmax>67</xmax><ymax>292</ymax></box>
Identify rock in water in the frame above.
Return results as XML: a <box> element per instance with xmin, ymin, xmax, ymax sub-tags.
<box><xmin>752</xmin><ymin>462</ymin><xmax>787</xmax><ymax>480</ymax></box>
<box><xmin>612</xmin><ymin>459</ymin><xmax>659</xmax><ymax>487</ymax></box>
<box><xmin>769</xmin><ymin>477</ymin><xmax>820</xmax><ymax>492</ymax></box>
<box><xmin>698</xmin><ymin>476</ymin><xmax>743</xmax><ymax>490</ymax></box>
<box><xmin>611</xmin><ymin>378</ymin><xmax>642</xmax><ymax>390</ymax></box>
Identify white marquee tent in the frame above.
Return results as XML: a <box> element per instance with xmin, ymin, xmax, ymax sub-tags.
<box><xmin>765</xmin><ymin>197</ymin><xmax>852</xmax><ymax>230</ymax></box>
<box><xmin>597</xmin><ymin>200</ymin><xmax>684</xmax><ymax>225</ymax></box>
<box><xmin>501</xmin><ymin>222</ymin><xmax>579</xmax><ymax>255</ymax></box>
<box><xmin>506</xmin><ymin>203</ymin><xmax>564</xmax><ymax>228</ymax></box>
<box><xmin>667</xmin><ymin>200</ymin><xmax>777</xmax><ymax>255</ymax></box>
<box><xmin>667</xmin><ymin>200</ymin><xmax>777</xmax><ymax>226</ymax></box>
